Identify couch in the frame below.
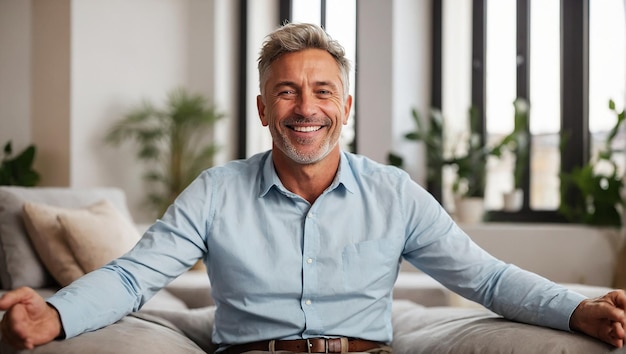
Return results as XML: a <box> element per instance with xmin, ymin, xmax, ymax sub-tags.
<box><xmin>0</xmin><ymin>186</ymin><xmax>623</xmax><ymax>353</ymax></box>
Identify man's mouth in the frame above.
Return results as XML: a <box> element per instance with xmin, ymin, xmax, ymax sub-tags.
<box><xmin>291</xmin><ymin>125</ymin><xmax>323</xmax><ymax>132</ymax></box>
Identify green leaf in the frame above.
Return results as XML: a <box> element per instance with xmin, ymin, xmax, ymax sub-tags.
<box><xmin>0</xmin><ymin>143</ymin><xmax>40</xmax><ymax>186</ymax></box>
<box><xmin>387</xmin><ymin>153</ymin><xmax>404</xmax><ymax>167</ymax></box>
<box><xmin>3</xmin><ymin>141</ymin><xmax>12</xmax><ymax>155</ymax></box>
<box><xmin>104</xmin><ymin>87</ymin><xmax>224</xmax><ymax>217</ymax></box>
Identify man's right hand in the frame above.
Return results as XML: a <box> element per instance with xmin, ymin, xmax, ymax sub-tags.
<box><xmin>0</xmin><ymin>287</ymin><xmax>62</xmax><ymax>349</ymax></box>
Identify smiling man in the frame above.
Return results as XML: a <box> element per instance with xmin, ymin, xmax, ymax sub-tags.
<box><xmin>257</xmin><ymin>46</ymin><xmax>352</xmax><ymax>203</ymax></box>
<box><xmin>1</xmin><ymin>23</ymin><xmax>625</xmax><ymax>353</ymax></box>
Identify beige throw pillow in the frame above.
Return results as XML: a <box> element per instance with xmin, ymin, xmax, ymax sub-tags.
<box><xmin>57</xmin><ymin>199</ymin><xmax>140</xmax><ymax>273</ymax></box>
<box><xmin>22</xmin><ymin>202</ymin><xmax>84</xmax><ymax>286</ymax></box>
<box><xmin>22</xmin><ymin>199</ymin><xmax>141</xmax><ymax>286</ymax></box>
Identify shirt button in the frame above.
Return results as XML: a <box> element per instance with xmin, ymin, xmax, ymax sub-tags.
<box><xmin>305</xmin><ymin>299</ymin><xmax>312</xmax><ymax>305</ymax></box>
<box><xmin>306</xmin><ymin>258</ymin><xmax>313</xmax><ymax>264</ymax></box>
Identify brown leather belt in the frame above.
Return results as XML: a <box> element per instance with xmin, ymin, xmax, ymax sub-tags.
<box><xmin>222</xmin><ymin>338</ymin><xmax>383</xmax><ymax>354</ymax></box>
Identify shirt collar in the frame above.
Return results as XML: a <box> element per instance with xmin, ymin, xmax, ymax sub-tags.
<box><xmin>258</xmin><ymin>150</ymin><xmax>358</xmax><ymax>198</ymax></box>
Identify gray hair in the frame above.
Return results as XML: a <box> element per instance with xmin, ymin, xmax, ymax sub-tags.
<box><xmin>257</xmin><ymin>23</ymin><xmax>351</xmax><ymax>100</ymax></box>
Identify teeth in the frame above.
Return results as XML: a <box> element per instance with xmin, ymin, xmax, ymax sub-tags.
<box><xmin>293</xmin><ymin>126</ymin><xmax>321</xmax><ymax>132</ymax></box>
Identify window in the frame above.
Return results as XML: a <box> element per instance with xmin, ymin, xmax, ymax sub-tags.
<box><xmin>589</xmin><ymin>0</ymin><xmax>626</xmax><ymax>177</ymax></box>
<box><xmin>440</xmin><ymin>0</ymin><xmax>626</xmax><ymax>222</ymax></box>
<box><xmin>283</xmin><ymin>0</ymin><xmax>358</xmax><ymax>152</ymax></box>
<box><xmin>528</xmin><ymin>0</ymin><xmax>561</xmax><ymax>210</ymax></box>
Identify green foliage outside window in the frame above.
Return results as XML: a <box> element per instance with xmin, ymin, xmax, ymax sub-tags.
<box><xmin>558</xmin><ymin>99</ymin><xmax>626</xmax><ymax>227</ymax></box>
<box><xmin>389</xmin><ymin>103</ymin><xmax>526</xmax><ymax>200</ymax></box>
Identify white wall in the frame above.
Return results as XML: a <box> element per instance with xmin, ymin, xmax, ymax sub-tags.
<box><xmin>31</xmin><ymin>0</ymin><xmax>71</xmax><ymax>186</ymax></box>
<box><xmin>71</xmin><ymin>1</ymin><xmax>194</xmax><ymax>222</ymax></box>
<box><xmin>209</xmin><ymin>0</ymin><xmax>239</xmax><ymax>166</ymax></box>
<box><xmin>0</xmin><ymin>0</ymin><xmax>32</xmax><ymax>154</ymax></box>
<box><xmin>0</xmin><ymin>0</ymin><xmax>240</xmax><ymax>223</ymax></box>
<box><xmin>391</xmin><ymin>0</ymin><xmax>432</xmax><ymax>183</ymax></box>
<box><xmin>462</xmin><ymin>223</ymin><xmax>622</xmax><ymax>287</ymax></box>
<box><xmin>356</xmin><ymin>0</ymin><xmax>431</xmax><ymax>184</ymax></box>
<box><xmin>245</xmin><ymin>0</ymin><xmax>277</xmax><ymax>157</ymax></box>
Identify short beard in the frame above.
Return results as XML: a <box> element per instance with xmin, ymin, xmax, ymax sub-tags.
<box><xmin>271</xmin><ymin>130</ymin><xmax>336</xmax><ymax>165</ymax></box>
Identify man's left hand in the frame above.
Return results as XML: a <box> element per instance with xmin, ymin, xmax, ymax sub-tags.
<box><xmin>570</xmin><ymin>290</ymin><xmax>626</xmax><ymax>348</ymax></box>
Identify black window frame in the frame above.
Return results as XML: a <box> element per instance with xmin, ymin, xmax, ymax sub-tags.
<box><xmin>431</xmin><ymin>0</ymin><xmax>590</xmax><ymax>223</ymax></box>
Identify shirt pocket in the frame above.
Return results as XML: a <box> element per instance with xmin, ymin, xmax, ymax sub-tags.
<box><xmin>341</xmin><ymin>239</ymin><xmax>400</xmax><ymax>293</ymax></box>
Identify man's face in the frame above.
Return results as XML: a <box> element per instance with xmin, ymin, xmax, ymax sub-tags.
<box><xmin>257</xmin><ymin>49</ymin><xmax>352</xmax><ymax>165</ymax></box>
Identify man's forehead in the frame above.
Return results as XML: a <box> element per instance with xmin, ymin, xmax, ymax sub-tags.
<box><xmin>268</xmin><ymin>50</ymin><xmax>342</xmax><ymax>81</ymax></box>
<box><xmin>272</xmin><ymin>49</ymin><xmax>337</xmax><ymax>68</ymax></box>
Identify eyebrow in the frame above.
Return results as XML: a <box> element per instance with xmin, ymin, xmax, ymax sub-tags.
<box><xmin>272</xmin><ymin>80</ymin><xmax>339</xmax><ymax>91</ymax></box>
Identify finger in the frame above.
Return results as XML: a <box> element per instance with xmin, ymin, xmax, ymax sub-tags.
<box><xmin>24</xmin><ymin>338</ymin><xmax>35</xmax><ymax>350</ymax></box>
<box><xmin>602</xmin><ymin>327</ymin><xmax>621</xmax><ymax>348</ymax></box>
<box><xmin>1</xmin><ymin>314</ymin><xmax>26</xmax><ymax>350</ymax></box>
<box><xmin>613</xmin><ymin>321</ymin><xmax>625</xmax><ymax>340</ymax></box>
<box><xmin>0</xmin><ymin>287</ymin><xmax>35</xmax><ymax>310</ymax></box>
<box><xmin>13</xmin><ymin>307</ymin><xmax>35</xmax><ymax>350</ymax></box>
<box><xmin>4</xmin><ymin>305</ymin><xmax>30</xmax><ymax>341</ymax></box>
<box><xmin>612</xmin><ymin>290</ymin><xmax>626</xmax><ymax>310</ymax></box>
<box><xmin>597</xmin><ymin>300</ymin><xmax>626</xmax><ymax>324</ymax></box>
<box><xmin>601</xmin><ymin>321</ymin><xmax>624</xmax><ymax>348</ymax></box>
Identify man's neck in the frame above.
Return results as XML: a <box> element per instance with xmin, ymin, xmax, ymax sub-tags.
<box><xmin>272</xmin><ymin>148</ymin><xmax>341</xmax><ymax>204</ymax></box>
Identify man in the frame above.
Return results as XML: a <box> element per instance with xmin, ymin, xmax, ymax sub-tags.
<box><xmin>1</xmin><ymin>22</ymin><xmax>625</xmax><ymax>352</ymax></box>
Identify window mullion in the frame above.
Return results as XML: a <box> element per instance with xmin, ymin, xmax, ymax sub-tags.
<box><xmin>516</xmin><ymin>0</ymin><xmax>531</xmax><ymax>209</ymax></box>
<box><xmin>237</xmin><ymin>0</ymin><xmax>248</xmax><ymax>159</ymax></box>
<box><xmin>472</xmin><ymin>0</ymin><xmax>487</xmax><ymax>142</ymax></box>
<box><xmin>279</xmin><ymin>0</ymin><xmax>292</xmax><ymax>25</ymax></box>
<box><xmin>430</xmin><ymin>0</ymin><xmax>443</xmax><ymax>203</ymax></box>
<box><xmin>472</xmin><ymin>0</ymin><xmax>487</xmax><ymax>197</ymax></box>
<box><xmin>560</xmin><ymin>0</ymin><xmax>589</xmax><ymax>179</ymax></box>
<box><xmin>320</xmin><ymin>0</ymin><xmax>326</xmax><ymax>28</ymax></box>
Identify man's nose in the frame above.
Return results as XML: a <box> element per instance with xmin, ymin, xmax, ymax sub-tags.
<box><xmin>294</xmin><ymin>92</ymin><xmax>317</xmax><ymax>117</ymax></box>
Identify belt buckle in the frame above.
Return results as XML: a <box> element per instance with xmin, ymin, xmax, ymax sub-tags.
<box><xmin>305</xmin><ymin>338</ymin><xmax>329</xmax><ymax>354</ymax></box>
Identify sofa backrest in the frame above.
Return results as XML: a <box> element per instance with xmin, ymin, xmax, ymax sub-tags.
<box><xmin>0</xmin><ymin>186</ymin><xmax>132</xmax><ymax>290</ymax></box>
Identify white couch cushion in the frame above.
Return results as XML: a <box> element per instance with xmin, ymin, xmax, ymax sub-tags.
<box><xmin>391</xmin><ymin>300</ymin><xmax>623</xmax><ymax>354</ymax></box>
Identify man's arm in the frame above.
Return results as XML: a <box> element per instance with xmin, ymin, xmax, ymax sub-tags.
<box><xmin>0</xmin><ymin>287</ymin><xmax>62</xmax><ymax>350</ymax></box>
<box><xmin>570</xmin><ymin>290</ymin><xmax>626</xmax><ymax>348</ymax></box>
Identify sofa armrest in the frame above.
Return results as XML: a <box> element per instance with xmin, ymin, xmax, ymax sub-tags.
<box><xmin>165</xmin><ymin>270</ymin><xmax>213</xmax><ymax>309</ymax></box>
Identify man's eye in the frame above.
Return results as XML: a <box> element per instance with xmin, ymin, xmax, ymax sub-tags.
<box><xmin>317</xmin><ymin>90</ymin><xmax>332</xmax><ymax>96</ymax></box>
<box><xmin>279</xmin><ymin>90</ymin><xmax>296</xmax><ymax>96</ymax></box>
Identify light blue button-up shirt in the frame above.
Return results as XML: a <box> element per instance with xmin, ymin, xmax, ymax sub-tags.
<box><xmin>47</xmin><ymin>151</ymin><xmax>585</xmax><ymax>346</ymax></box>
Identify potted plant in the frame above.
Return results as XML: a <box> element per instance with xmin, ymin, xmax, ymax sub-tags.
<box><xmin>0</xmin><ymin>141</ymin><xmax>40</xmax><ymax>186</ymax></box>
<box><xmin>445</xmin><ymin>106</ymin><xmax>489</xmax><ymax>223</ymax></box>
<box><xmin>388</xmin><ymin>108</ymin><xmax>444</xmax><ymax>202</ymax></box>
<box><xmin>490</xmin><ymin>98</ymin><xmax>530</xmax><ymax>211</ymax></box>
<box><xmin>558</xmin><ymin>99</ymin><xmax>625</xmax><ymax>227</ymax></box>
<box><xmin>388</xmin><ymin>106</ymin><xmax>489</xmax><ymax>223</ymax></box>
<box><xmin>106</xmin><ymin>87</ymin><xmax>224</xmax><ymax>217</ymax></box>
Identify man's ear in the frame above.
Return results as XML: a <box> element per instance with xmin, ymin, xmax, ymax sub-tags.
<box><xmin>257</xmin><ymin>95</ymin><xmax>268</xmax><ymax>126</ymax></box>
<box><xmin>343</xmin><ymin>95</ymin><xmax>353</xmax><ymax>125</ymax></box>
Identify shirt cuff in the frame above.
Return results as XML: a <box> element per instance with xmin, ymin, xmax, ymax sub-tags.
<box><xmin>545</xmin><ymin>290</ymin><xmax>587</xmax><ymax>332</ymax></box>
<box><xmin>46</xmin><ymin>295</ymin><xmax>85</xmax><ymax>339</ymax></box>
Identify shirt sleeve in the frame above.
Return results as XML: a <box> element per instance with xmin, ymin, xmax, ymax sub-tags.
<box><xmin>47</xmin><ymin>172</ymin><xmax>213</xmax><ymax>338</ymax></box>
<box><xmin>399</xmin><ymin>179</ymin><xmax>586</xmax><ymax>332</ymax></box>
